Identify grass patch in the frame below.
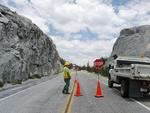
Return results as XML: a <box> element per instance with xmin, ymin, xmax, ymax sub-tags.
<box><xmin>11</xmin><ymin>80</ymin><xmax>22</xmax><ymax>85</ymax></box>
<box><xmin>0</xmin><ymin>81</ymin><xmax>4</xmax><ymax>87</ymax></box>
<box><xmin>29</xmin><ymin>74</ymin><xmax>41</xmax><ymax>79</ymax></box>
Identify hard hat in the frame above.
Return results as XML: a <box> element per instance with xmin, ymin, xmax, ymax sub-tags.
<box><xmin>64</xmin><ymin>61</ymin><xmax>70</xmax><ymax>66</ymax></box>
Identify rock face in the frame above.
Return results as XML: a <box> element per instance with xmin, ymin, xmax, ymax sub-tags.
<box><xmin>111</xmin><ymin>25</ymin><xmax>150</xmax><ymax>58</ymax></box>
<box><xmin>0</xmin><ymin>4</ymin><xmax>61</xmax><ymax>83</ymax></box>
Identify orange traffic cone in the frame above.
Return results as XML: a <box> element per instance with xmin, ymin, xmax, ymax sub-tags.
<box><xmin>74</xmin><ymin>81</ymin><xmax>82</xmax><ymax>96</ymax></box>
<box><xmin>95</xmin><ymin>80</ymin><xmax>103</xmax><ymax>97</ymax></box>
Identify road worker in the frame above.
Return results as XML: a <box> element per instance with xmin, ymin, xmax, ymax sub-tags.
<box><xmin>62</xmin><ymin>61</ymin><xmax>71</xmax><ymax>94</ymax></box>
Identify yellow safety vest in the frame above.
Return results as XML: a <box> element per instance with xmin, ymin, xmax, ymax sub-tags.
<box><xmin>63</xmin><ymin>67</ymin><xmax>71</xmax><ymax>79</ymax></box>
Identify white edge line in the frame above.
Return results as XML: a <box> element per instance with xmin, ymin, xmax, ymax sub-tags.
<box><xmin>130</xmin><ymin>98</ymin><xmax>150</xmax><ymax>111</ymax></box>
<box><xmin>0</xmin><ymin>78</ymin><xmax>53</xmax><ymax>102</ymax></box>
<box><xmin>101</xmin><ymin>80</ymin><xmax>150</xmax><ymax>112</ymax></box>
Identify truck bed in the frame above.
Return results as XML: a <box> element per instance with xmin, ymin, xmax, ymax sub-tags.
<box><xmin>114</xmin><ymin>64</ymin><xmax>150</xmax><ymax>81</ymax></box>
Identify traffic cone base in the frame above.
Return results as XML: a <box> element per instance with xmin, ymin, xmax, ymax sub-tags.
<box><xmin>74</xmin><ymin>82</ymin><xmax>82</xmax><ymax>96</ymax></box>
<box><xmin>95</xmin><ymin>95</ymin><xmax>103</xmax><ymax>97</ymax></box>
<box><xmin>95</xmin><ymin>80</ymin><xmax>103</xmax><ymax>98</ymax></box>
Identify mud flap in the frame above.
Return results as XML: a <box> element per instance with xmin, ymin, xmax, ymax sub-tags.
<box><xmin>129</xmin><ymin>80</ymin><xmax>143</xmax><ymax>97</ymax></box>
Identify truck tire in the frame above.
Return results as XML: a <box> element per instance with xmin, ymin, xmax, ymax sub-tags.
<box><xmin>121</xmin><ymin>80</ymin><xmax>129</xmax><ymax>97</ymax></box>
<box><xmin>108</xmin><ymin>79</ymin><xmax>113</xmax><ymax>88</ymax></box>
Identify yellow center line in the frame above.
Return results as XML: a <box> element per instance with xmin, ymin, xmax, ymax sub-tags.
<box><xmin>61</xmin><ymin>77</ymin><xmax>76</xmax><ymax>113</ymax></box>
<box><xmin>67</xmin><ymin>85</ymin><xmax>76</xmax><ymax>113</ymax></box>
<box><xmin>61</xmin><ymin>94</ymin><xmax>71</xmax><ymax>113</ymax></box>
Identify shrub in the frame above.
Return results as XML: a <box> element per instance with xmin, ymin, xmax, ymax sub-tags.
<box><xmin>11</xmin><ymin>80</ymin><xmax>22</xmax><ymax>85</ymax></box>
<box><xmin>30</xmin><ymin>74</ymin><xmax>41</xmax><ymax>79</ymax></box>
<box><xmin>0</xmin><ymin>81</ymin><xmax>4</xmax><ymax>87</ymax></box>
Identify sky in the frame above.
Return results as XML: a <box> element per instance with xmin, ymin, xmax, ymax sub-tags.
<box><xmin>1</xmin><ymin>0</ymin><xmax>150</xmax><ymax>66</ymax></box>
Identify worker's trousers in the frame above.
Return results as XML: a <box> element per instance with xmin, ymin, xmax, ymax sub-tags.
<box><xmin>63</xmin><ymin>78</ymin><xmax>70</xmax><ymax>93</ymax></box>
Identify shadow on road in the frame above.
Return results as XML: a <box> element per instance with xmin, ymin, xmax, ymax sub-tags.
<box><xmin>112</xmin><ymin>85</ymin><xmax>150</xmax><ymax>101</ymax></box>
<box><xmin>133</xmin><ymin>96</ymin><xmax>150</xmax><ymax>102</ymax></box>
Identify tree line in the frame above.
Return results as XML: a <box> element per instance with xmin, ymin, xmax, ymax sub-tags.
<box><xmin>60</xmin><ymin>57</ymin><xmax>109</xmax><ymax>77</ymax></box>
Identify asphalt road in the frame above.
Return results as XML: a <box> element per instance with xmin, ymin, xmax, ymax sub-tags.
<box><xmin>0</xmin><ymin>71</ymin><xmax>150</xmax><ymax>113</ymax></box>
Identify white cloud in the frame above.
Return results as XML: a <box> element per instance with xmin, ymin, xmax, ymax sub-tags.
<box><xmin>51</xmin><ymin>35</ymin><xmax>115</xmax><ymax>65</ymax></box>
<box><xmin>1</xmin><ymin>0</ymin><xmax>150</xmax><ymax>65</ymax></box>
<box><xmin>118</xmin><ymin>9</ymin><xmax>138</xmax><ymax>21</ymax></box>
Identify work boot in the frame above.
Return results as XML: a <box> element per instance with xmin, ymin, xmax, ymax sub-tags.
<box><xmin>62</xmin><ymin>90</ymin><xmax>66</xmax><ymax>94</ymax></box>
<box><xmin>66</xmin><ymin>92</ymin><xmax>70</xmax><ymax>94</ymax></box>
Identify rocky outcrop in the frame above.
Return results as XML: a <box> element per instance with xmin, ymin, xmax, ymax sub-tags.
<box><xmin>111</xmin><ymin>25</ymin><xmax>150</xmax><ymax>58</ymax></box>
<box><xmin>0</xmin><ymin>4</ymin><xmax>61</xmax><ymax>83</ymax></box>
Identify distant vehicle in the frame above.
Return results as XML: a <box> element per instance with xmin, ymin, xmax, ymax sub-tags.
<box><xmin>108</xmin><ymin>56</ymin><xmax>150</xmax><ymax>97</ymax></box>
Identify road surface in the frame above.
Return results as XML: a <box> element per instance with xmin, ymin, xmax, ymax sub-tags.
<box><xmin>0</xmin><ymin>71</ymin><xmax>150</xmax><ymax>113</ymax></box>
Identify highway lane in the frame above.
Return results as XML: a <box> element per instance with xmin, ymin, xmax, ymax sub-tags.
<box><xmin>71</xmin><ymin>71</ymin><xmax>150</xmax><ymax>113</ymax></box>
<box><xmin>0</xmin><ymin>75</ymin><xmax>68</xmax><ymax>113</ymax></box>
<box><xmin>0</xmin><ymin>74</ymin><xmax>59</xmax><ymax>99</ymax></box>
<box><xmin>0</xmin><ymin>71</ymin><xmax>149</xmax><ymax>113</ymax></box>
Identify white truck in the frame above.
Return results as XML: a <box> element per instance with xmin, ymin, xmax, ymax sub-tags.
<box><xmin>108</xmin><ymin>56</ymin><xmax>150</xmax><ymax>97</ymax></box>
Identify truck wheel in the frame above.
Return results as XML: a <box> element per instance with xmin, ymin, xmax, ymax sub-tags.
<box><xmin>121</xmin><ymin>80</ymin><xmax>129</xmax><ymax>97</ymax></box>
<box><xmin>108</xmin><ymin>79</ymin><xmax>113</xmax><ymax>88</ymax></box>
